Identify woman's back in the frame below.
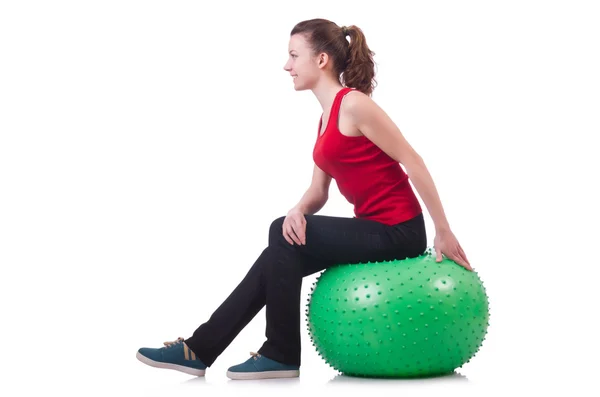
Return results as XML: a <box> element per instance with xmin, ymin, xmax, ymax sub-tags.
<box><xmin>313</xmin><ymin>87</ymin><xmax>422</xmax><ymax>225</ymax></box>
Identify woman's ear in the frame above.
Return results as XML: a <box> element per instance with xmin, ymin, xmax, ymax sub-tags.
<box><xmin>317</xmin><ymin>53</ymin><xmax>329</xmax><ymax>69</ymax></box>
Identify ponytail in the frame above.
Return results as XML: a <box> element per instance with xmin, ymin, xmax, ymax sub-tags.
<box><xmin>340</xmin><ymin>25</ymin><xmax>377</xmax><ymax>96</ymax></box>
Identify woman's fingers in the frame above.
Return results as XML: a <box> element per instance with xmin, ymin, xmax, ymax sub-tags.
<box><xmin>457</xmin><ymin>245</ymin><xmax>471</xmax><ymax>269</ymax></box>
<box><xmin>458</xmin><ymin>246</ymin><xmax>469</xmax><ymax>264</ymax></box>
<box><xmin>282</xmin><ymin>220</ymin><xmax>295</xmax><ymax>245</ymax></box>
<box><xmin>282</xmin><ymin>215</ymin><xmax>307</xmax><ymax>245</ymax></box>
<box><xmin>453</xmin><ymin>251</ymin><xmax>472</xmax><ymax>271</ymax></box>
<box><xmin>292</xmin><ymin>224</ymin><xmax>304</xmax><ymax>245</ymax></box>
<box><xmin>282</xmin><ymin>219</ymin><xmax>305</xmax><ymax>245</ymax></box>
<box><xmin>286</xmin><ymin>223</ymin><xmax>302</xmax><ymax>245</ymax></box>
<box><xmin>282</xmin><ymin>228</ymin><xmax>294</xmax><ymax>245</ymax></box>
<box><xmin>292</xmin><ymin>217</ymin><xmax>306</xmax><ymax>245</ymax></box>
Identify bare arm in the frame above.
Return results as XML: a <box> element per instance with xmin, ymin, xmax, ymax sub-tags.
<box><xmin>346</xmin><ymin>91</ymin><xmax>451</xmax><ymax>232</ymax></box>
<box><xmin>290</xmin><ymin>164</ymin><xmax>331</xmax><ymax>215</ymax></box>
<box><xmin>403</xmin><ymin>157</ymin><xmax>450</xmax><ymax>233</ymax></box>
<box><xmin>344</xmin><ymin>91</ymin><xmax>471</xmax><ymax>269</ymax></box>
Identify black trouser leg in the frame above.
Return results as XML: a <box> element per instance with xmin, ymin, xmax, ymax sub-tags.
<box><xmin>185</xmin><ymin>213</ymin><xmax>427</xmax><ymax>366</ymax></box>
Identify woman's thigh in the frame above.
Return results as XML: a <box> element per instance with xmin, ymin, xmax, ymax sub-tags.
<box><xmin>269</xmin><ymin>213</ymin><xmax>427</xmax><ymax>277</ymax></box>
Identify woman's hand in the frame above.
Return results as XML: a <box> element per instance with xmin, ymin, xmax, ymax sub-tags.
<box><xmin>283</xmin><ymin>208</ymin><xmax>306</xmax><ymax>245</ymax></box>
<box><xmin>434</xmin><ymin>229</ymin><xmax>472</xmax><ymax>271</ymax></box>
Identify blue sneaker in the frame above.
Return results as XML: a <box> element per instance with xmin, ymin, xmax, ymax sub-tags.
<box><xmin>136</xmin><ymin>337</ymin><xmax>207</xmax><ymax>376</ymax></box>
<box><xmin>226</xmin><ymin>352</ymin><xmax>300</xmax><ymax>380</ymax></box>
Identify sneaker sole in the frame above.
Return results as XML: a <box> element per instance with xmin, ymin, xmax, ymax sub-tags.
<box><xmin>226</xmin><ymin>369</ymin><xmax>299</xmax><ymax>380</ymax></box>
<box><xmin>136</xmin><ymin>351</ymin><xmax>206</xmax><ymax>377</ymax></box>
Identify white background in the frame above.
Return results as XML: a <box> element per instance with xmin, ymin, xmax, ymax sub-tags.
<box><xmin>1</xmin><ymin>0</ymin><xmax>598</xmax><ymax>396</ymax></box>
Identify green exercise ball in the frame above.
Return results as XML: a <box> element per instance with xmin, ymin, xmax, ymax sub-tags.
<box><xmin>306</xmin><ymin>247</ymin><xmax>490</xmax><ymax>378</ymax></box>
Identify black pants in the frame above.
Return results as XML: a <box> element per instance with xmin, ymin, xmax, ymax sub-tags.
<box><xmin>185</xmin><ymin>212</ymin><xmax>427</xmax><ymax>367</ymax></box>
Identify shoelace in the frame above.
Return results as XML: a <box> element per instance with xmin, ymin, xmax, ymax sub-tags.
<box><xmin>250</xmin><ymin>351</ymin><xmax>262</xmax><ymax>360</ymax></box>
<box><xmin>163</xmin><ymin>337</ymin><xmax>184</xmax><ymax>348</ymax></box>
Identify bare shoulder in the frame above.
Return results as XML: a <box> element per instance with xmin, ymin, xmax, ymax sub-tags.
<box><xmin>341</xmin><ymin>90</ymin><xmax>378</xmax><ymax>115</ymax></box>
<box><xmin>339</xmin><ymin>90</ymin><xmax>368</xmax><ymax>120</ymax></box>
<box><xmin>340</xmin><ymin>89</ymin><xmax>383</xmax><ymax>127</ymax></box>
<box><xmin>343</xmin><ymin>89</ymin><xmax>371</xmax><ymax>106</ymax></box>
<box><xmin>340</xmin><ymin>90</ymin><xmax>421</xmax><ymax>165</ymax></box>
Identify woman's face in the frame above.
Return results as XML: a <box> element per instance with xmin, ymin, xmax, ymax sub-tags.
<box><xmin>283</xmin><ymin>34</ymin><xmax>325</xmax><ymax>91</ymax></box>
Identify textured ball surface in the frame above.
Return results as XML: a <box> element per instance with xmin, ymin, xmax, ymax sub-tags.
<box><xmin>306</xmin><ymin>247</ymin><xmax>490</xmax><ymax>378</ymax></box>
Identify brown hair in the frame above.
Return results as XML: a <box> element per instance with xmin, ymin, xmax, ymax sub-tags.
<box><xmin>290</xmin><ymin>18</ymin><xmax>378</xmax><ymax>96</ymax></box>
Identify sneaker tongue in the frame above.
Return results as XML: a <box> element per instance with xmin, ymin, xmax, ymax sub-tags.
<box><xmin>164</xmin><ymin>338</ymin><xmax>183</xmax><ymax>348</ymax></box>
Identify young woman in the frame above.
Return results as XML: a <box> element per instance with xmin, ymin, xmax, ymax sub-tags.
<box><xmin>136</xmin><ymin>18</ymin><xmax>472</xmax><ymax>381</ymax></box>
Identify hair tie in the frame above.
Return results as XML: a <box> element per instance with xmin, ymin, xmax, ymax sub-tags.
<box><xmin>342</xmin><ymin>26</ymin><xmax>349</xmax><ymax>35</ymax></box>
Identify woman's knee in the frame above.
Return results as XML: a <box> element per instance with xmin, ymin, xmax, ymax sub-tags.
<box><xmin>268</xmin><ymin>216</ymin><xmax>287</xmax><ymax>246</ymax></box>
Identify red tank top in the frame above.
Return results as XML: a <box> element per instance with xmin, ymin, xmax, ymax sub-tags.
<box><xmin>313</xmin><ymin>87</ymin><xmax>422</xmax><ymax>225</ymax></box>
